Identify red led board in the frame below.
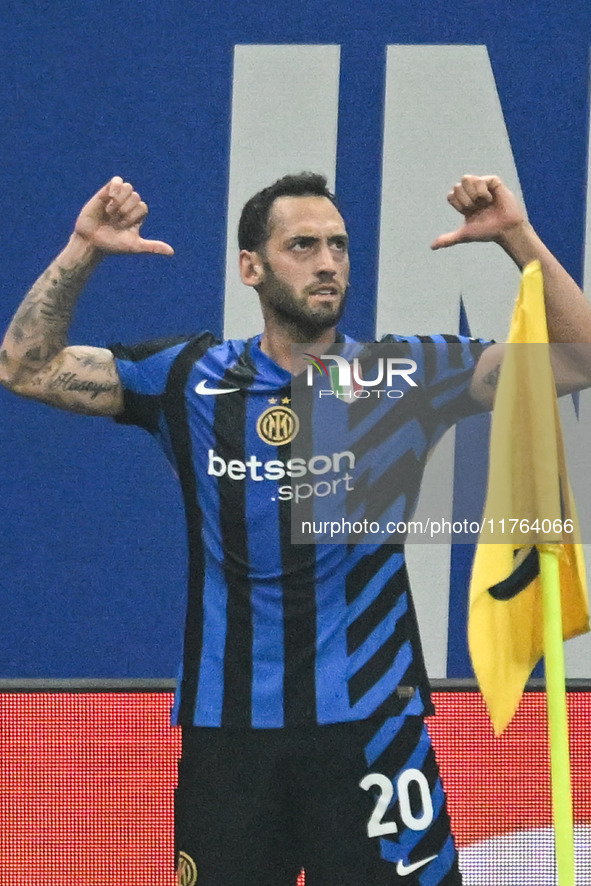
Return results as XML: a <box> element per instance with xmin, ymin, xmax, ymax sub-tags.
<box><xmin>0</xmin><ymin>691</ymin><xmax>589</xmax><ymax>884</ymax></box>
<box><xmin>429</xmin><ymin>691</ymin><xmax>591</xmax><ymax>884</ymax></box>
<box><xmin>0</xmin><ymin>693</ymin><xmax>180</xmax><ymax>884</ymax></box>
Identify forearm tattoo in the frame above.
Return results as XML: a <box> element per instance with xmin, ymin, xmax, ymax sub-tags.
<box><xmin>483</xmin><ymin>362</ymin><xmax>501</xmax><ymax>389</ymax></box>
<box><xmin>6</xmin><ymin>264</ymin><xmax>90</xmax><ymax>373</ymax></box>
<box><xmin>1</xmin><ymin>258</ymin><xmax>121</xmax><ymax>413</ymax></box>
<box><xmin>47</xmin><ymin>370</ymin><xmax>118</xmax><ymax>401</ymax></box>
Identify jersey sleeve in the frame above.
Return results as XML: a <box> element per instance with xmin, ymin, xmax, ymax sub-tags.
<box><xmin>109</xmin><ymin>334</ymin><xmax>196</xmax><ymax>432</ymax></box>
<box><xmin>380</xmin><ymin>332</ymin><xmax>494</xmax><ymax>425</ymax></box>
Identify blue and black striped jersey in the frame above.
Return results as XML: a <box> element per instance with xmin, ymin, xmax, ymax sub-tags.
<box><xmin>110</xmin><ymin>331</ymin><xmax>489</xmax><ymax>728</ymax></box>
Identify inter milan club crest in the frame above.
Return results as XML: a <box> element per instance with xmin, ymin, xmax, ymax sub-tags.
<box><xmin>256</xmin><ymin>402</ymin><xmax>300</xmax><ymax>445</ymax></box>
<box><xmin>177</xmin><ymin>851</ymin><xmax>198</xmax><ymax>886</ymax></box>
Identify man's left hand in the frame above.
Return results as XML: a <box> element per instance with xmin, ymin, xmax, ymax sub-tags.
<box><xmin>431</xmin><ymin>175</ymin><xmax>526</xmax><ymax>250</ymax></box>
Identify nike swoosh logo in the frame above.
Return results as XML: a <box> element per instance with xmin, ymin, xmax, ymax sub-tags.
<box><xmin>195</xmin><ymin>380</ymin><xmax>240</xmax><ymax>395</ymax></box>
<box><xmin>396</xmin><ymin>854</ymin><xmax>438</xmax><ymax>876</ymax></box>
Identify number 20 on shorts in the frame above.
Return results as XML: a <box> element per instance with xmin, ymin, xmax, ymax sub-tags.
<box><xmin>359</xmin><ymin>769</ymin><xmax>434</xmax><ymax>837</ymax></box>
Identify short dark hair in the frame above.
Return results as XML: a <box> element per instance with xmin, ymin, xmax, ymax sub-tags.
<box><xmin>238</xmin><ymin>172</ymin><xmax>338</xmax><ymax>251</ymax></box>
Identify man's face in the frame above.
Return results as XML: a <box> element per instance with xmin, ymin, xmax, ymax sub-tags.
<box><xmin>254</xmin><ymin>195</ymin><xmax>350</xmax><ymax>334</ymax></box>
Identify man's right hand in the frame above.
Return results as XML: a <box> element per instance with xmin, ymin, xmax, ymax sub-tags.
<box><xmin>73</xmin><ymin>176</ymin><xmax>174</xmax><ymax>256</ymax></box>
<box><xmin>0</xmin><ymin>175</ymin><xmax>174</xmax><ymax>415</ymax></box>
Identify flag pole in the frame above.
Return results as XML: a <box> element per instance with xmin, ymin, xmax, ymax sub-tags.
<box><xmin>540</xmin><ymin>545</ymin><xmax>575</xmax><ymax>886</ymax></box>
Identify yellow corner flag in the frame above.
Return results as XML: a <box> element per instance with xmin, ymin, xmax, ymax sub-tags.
<box><xmin>468</xmin><ymin>260</ymin><xmax>589</xmax><ymax>736</ymax></box>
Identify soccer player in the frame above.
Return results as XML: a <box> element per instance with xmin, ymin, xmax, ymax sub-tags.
<box><xmin>1</xmin><ymin>173</ymin><xmax>590</xmax><ymax>885</ymax></box>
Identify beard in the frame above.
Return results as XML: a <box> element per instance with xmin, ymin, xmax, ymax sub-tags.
<box><xmin>259</xmin><ymin>262</ymin><xmax>348</xmax><ymax>338</ymax></box>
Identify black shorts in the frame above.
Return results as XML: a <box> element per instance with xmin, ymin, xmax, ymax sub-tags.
<box><xmin>175</xmin><ymin>714</ymin><xmax>462</xmax><ymax>886</ymax></box>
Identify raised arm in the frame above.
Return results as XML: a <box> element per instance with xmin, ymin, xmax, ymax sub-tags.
<box><xmin>431</xmin><ymin>174</ymin><xmax>591</xmax><ymax>406</ymax></box>
<box><xmin>0</xmin><ymin>177</ymin><xmax>173</xmax><ymax>415</ymax></box>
